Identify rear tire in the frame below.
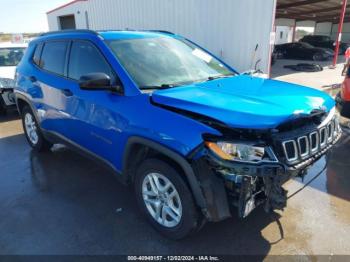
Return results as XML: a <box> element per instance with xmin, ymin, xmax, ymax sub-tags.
<box><xmin>21</xmin><ymin>106</ymin><xmax>52</xmax><ymax>152</ymax></box>
<box><xmin>134</xmin><ymin>158</ymin><xmax>200</xmax><ymax>240</ymax></box>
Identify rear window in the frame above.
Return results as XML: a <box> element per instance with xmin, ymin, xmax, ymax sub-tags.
<box><xmin>40</xmin><ymin>41</ymin><xmax>68</xmax><ymax>76</ymax></box>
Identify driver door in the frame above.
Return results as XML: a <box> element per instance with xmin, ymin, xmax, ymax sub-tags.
<box><xmin>61</xmin><ymin>40</ymin><xmax>122</xmax><ymax>164</ymax></box>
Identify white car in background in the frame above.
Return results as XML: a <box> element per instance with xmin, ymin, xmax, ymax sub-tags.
<box><xmin>0</xmin><ymin>42</ymin><xmax>27</xmax><ymax>114</ymax></box>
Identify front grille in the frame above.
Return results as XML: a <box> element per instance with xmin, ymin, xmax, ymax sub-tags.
<box><xmin>0</xmin><ymin>78</ymin><xmax>15</xmax><ymax>88</ymax></box>
<box><xmin>279</xmin><ymin>112</ymin><xmax>341</xmax><ymax>165</ymax></box>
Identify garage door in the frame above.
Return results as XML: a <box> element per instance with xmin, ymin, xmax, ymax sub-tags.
<box><xmin>59</xmin><ymin>15</ymin><xmax>76</xmax><ymax>30</ymax></box>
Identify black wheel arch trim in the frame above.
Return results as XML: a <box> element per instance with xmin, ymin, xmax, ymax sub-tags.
<box><xmin>14</xmin><ymin>92</ymin><xmax>40</xmax><ymax>122</ymax></box>
<box><xmin>123</xmin><ymin>136</ymin><xmax>208</xmax><ymax>211</ymax></box>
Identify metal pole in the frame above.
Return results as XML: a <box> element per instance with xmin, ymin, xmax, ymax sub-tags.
<box><xmin>332</xmin><ymin>0</ymin><xmax>348</xmax><ymax>67</ymax></box>
<box><xmin>292</xmin><ymin>20</ymin><xmax>297</xmax><ymax>42</ymax></box>
<box><xmin>268</xmin><ymin>0</ymin><xmax>277</xmax><ymax>78</ymax></box>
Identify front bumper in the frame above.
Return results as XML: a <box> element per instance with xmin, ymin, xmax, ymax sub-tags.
<box><xmin>0</xmin><ymin>87</ymin><xmax>16</xmax><ymax>109</ymax></box>
<box><xmin>191</xmin><ymin>130</ymin><xmax>341</xmax><ymax>221</ymax></box>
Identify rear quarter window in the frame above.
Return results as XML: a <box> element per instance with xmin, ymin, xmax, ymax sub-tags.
<box><xmin>32</xmin><ymin>43</ymin><xmax>43</xmax><ymax>67</ymax></box>
<box><xmin>40</xmin><ymin>41</ymin><xmax>68</xmax><ymax>76</ymax></box>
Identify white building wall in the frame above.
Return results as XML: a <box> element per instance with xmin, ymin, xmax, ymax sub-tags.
<box><xmin>85</xmin><ymin>0</ymin><xmax>276</xmax><ymax>74</ymax></box>
<box><xmin>314</xmin><ymin>22</ymin><xmax>350</xmax><ymax>43</ymax></box>
<box><xmin>275</xmin><ymin>26</ymin><xmax>293</xmax><ymax>45</ymax></box>
<box><xmin>275</xmin><ymin>18</ymin><xmax>295</xmax><ymax>27</ymax></box>
<box><xmin>296</xmin><ymin>20</ymin><xmax>316</xmax><ymax>28</ymax></box>
<box><xmin>331</xmin><ymin>23</ymin><xmax>350</xmax><ymax>43</ymax></box>
<box><xmin>47</xmin><ymin>1</ymin><xmax>88</xmax><ymax>31</ymax></box>
<box><xmin>315</xmin><ymin>22</ymin><xmax>333</xmax><ymax>36</ymax></box>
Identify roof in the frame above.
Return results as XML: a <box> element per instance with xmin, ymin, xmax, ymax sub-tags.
<box><xmin>46</xmin><ymin>0</ymin><xmax>87</xmax><ymax>14</ymax></box>
<box><xmin>38</xmin><ymin>30</ymin><xmax>175</xmax><ymax>41</ymax></box>
<box><xmin>276</xmin><ymin>0</ymin><xmax>349</xmax><ymax>23</ymax></box>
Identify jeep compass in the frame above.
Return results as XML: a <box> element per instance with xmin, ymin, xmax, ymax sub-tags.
<box><xmin>15</xmin><ymin>30</ymin><xmax>341</xmax><ymax>239</ymax></box>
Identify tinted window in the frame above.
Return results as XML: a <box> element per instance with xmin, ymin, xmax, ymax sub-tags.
<box><xmin>32</xmin><ymin>43</ymin><xmax>43</xmax><ymax>66</ymax></box>
<box><xmin>68</xmin><ymin>41</ymin><xmax>112</xmax><ymax>81</ymax></box>
<box><xmin>41</xmin><ymin>41</ymin><xmax>68</xmax><ymax>75</ymax></box>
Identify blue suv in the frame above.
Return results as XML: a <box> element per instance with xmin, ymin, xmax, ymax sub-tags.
<box><xmin>15</xmin><ymin>30</ymin><xmax>341</xmax><ymax>239</ymax></box>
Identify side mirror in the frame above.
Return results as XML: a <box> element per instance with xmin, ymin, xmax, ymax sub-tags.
<box><xmin>79</xmin><ymin>73</ymin><xmax>123</xmax><ymax>94</ymax></box>
<box><xmin>79</xmin><ymin>73</ymin><xmax>111</xmax><ymax>90</ymax></box>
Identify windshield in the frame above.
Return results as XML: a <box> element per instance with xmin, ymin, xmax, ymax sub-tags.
<box><xmin>107</xmin><ymin>37</ymin><xmax>235</xmax><ymax>89</ymax></box>
<box><xmin>0</xmin><ymin>47</ymin><xmax>26</xmax><ymax>67</ymax></box>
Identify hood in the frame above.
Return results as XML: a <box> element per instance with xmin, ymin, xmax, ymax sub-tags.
<box><xmin>0</xmin><ymin>66</ymin><xmax>16</xmax><ymax>80</ymax></box>
<box><xmin>151</xmin><ymin>75</ymin><xmax>335</xmax><ymax>130</ymax></box>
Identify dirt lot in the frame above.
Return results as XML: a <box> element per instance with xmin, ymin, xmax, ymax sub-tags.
<box><xmin>1</xmin><ymin>109</ymin><xmax>350</xmax><ymax>257</ymax></box>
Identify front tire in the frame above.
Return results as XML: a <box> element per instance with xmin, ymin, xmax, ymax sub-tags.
<box><xmin>21</xmin><ymin>106</ymin><xmax>52</xmax><ymax>151</ymax></box>
<box><xmin>135</xmin><ymin>158</ymin><xmax>200</xmax><ymax>240</ymax></box>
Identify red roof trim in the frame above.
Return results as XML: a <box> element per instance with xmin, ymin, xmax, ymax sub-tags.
<box><xmin>46</xmin><ymin>0</ymin><xmax>87</xmax><ymax>14</ymax></box>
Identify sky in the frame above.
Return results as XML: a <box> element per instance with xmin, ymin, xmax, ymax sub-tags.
<box><xmin>0</xmin><ymin>0</ymin><xmax>69</xmax><ymax>33</ymax></box>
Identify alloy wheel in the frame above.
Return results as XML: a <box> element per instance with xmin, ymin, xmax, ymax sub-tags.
<box><xmin>142</xmin><ymin>172</ymin><xmax>182</xmax><ymax>228</ymax></box>
<box><xmin>24</xmin><ymin>113</ymin><xmax>39</xmax><ymax>145</ymax></box>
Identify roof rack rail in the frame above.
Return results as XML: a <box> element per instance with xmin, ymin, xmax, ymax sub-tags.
<box><xmin>40</xmin><ymin>29</ymin><xmax>99</xmax><ymax>37</ymax></box>
<box><xmin>146</xmin><ymin>30</ymin><xmax>175</xmax><ymax>35</ymax></box>
<box><xmin>97</xmin><ymin>29</ymin><xmax>175</xmax><ymax>34</ymax></box>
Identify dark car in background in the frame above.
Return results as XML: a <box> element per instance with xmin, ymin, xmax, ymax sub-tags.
<box><xmin>275</xmin><ymin>42</ymin><xmax>334</xmax><ymax>61</ymax></box>
<box><xmin>300</xmin><ymin>35</ymin><xmax>349</xmax><ymax>54</ymax></box>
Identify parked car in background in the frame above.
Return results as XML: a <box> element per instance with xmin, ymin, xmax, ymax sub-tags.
<box><xmin>15</xmin><ymin>30</ymin><xmax>341</xmax><ymax>239</ymax></box>
<box><xmin>275</xmin><ymin>42</ymin><xmax>334</xmax><ymax>61</ymax></box>
<box><xmin>0</xmin><ymin>42</ymin><xmax>27</xmax><ymax>114</ymax></box>
<box><xmin>300</xmin><ymin>35</ymin><xmax>349</xmax><ymax>54</ymax></box>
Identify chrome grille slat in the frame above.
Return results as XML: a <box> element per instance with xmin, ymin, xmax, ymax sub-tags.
<box><xmin>281</xmin><ymin>115</ymin><xmax>340</xmax><ymax>163</ymax></box>
<box><xmin>320</xmin><ymin>127</ymin><xmax>327</xmax><ymax>148</ymax></box>
<box><xmin>309</xmin><ymin>131</ymin><xmax>319</xmax><ymax>153</ymax></box>
<box><xmin>327</xmin><ymin>121</ymin><xmax>334</xmax><ymax>143</ymax></box>
<box><xmin>282</xmin><ymin>140</ymin><xmax>298</xmax><ymax>162</ymax></box>
<box><xmin>297</xmin><ymin>136</ymin><xmax>309</xmax><ymax>159</ymax></box>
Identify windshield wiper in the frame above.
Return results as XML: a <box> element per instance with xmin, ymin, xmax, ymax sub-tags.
<box><xmin>206</xmin><ymin>73</ymin><xmax>235</xmax><ymax>81</ymax></box>
<box><xmin>140</xmin><ymin>83</ymin><xmax>183</xmax><ymax>90</ymax></box>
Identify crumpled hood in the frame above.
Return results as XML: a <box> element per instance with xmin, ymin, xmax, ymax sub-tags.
<box><xmin>151</xmin><ymin>75</ymin><xmax>335</xmax><ymax>129</ymax></box>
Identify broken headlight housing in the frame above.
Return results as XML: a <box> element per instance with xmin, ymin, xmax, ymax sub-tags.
<box><xmin>205</xmin><ymin>141</ymin><xmax>268</xmax><ymax>163</ymax></box>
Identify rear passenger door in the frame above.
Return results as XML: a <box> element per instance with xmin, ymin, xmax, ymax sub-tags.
<box><xmin>33</xmin><ymin>40</ymin><xmax>72</xmax><ymax>135</ymax></box>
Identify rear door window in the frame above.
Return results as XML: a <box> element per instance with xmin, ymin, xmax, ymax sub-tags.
<box><xmin>40</xmin><ymin>41</ymin><xmax>68</xmax><ymax>76</ymax></box>
<box><xmin>68</xmin><ymin>41</ymin><xmax>113</xmax><ymax>81</ymax></box>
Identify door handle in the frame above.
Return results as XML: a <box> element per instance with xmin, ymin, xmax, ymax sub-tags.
<box><xmin>61</xmin><ymin>89</ymin><xmax>73</xmax><ymax>97</ymax></box>
<box><xmin>29</xmin><ymin>76</ymin><xmax>37</xmax><ymax>82</ymax></box>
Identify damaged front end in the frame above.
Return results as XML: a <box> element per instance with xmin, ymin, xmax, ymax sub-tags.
<box><xmin>191</xmin><ymin>146</ymin><xmax>290</xmax><ymax>220</ymax></box>
<box><xmin>189</xmin><ymin>108</ymin><xmax>342</xmax><ymax>221</ymax></box>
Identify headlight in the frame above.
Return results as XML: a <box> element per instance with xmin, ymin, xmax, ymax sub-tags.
<box><xmin>205</xmin><ymin>141</ymin><xmax>265</xmax><ymax>162</ymax></box>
